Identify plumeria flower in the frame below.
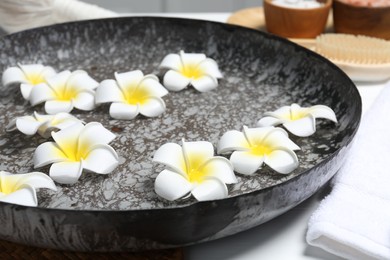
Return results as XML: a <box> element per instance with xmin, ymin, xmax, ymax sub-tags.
<box><xmin>29</xmin><ymin>70</ymin><xmax>99</xmax><ymax>114</ymax></box>
<box><xmin>0</xmin><ymin>171</ymin><xmax>56</xmax><ymax>207</ymax></box>
<box><xmin>95</xmin><ymin>70</ymin><xmax>168</xmax><ymax>120</ymax></box>
<box><xmin>6</xmin><ymin>111</ymin><xmax>83</xmax><ymax>138</ymax></box>
<box><xmin>2</xmin><ymin>63</ymin><xmax>56</xmax><ymax>100</ymax></box>
<box><xmin>33</xmin><ymin>122</ymin><xmax>119</xmax><ymax>184</ymax></box>
<box><xmin>159</xmin><ymin>50</ymin><xmax>223</xmax><ymax>92</ymax></box>
<box><xmin>217</xmin><ymin>126</ymin><xmax>300</xmax><ymax>175</ymax></box>
<box><xmin>153</xmin><ymin>139</ymin><xmax>237</xmax><ymax>202</ymax></box>
<box><xmin>256</xmin><ymin>103</ymin><xmax>338</xmax><ymax>137</ymax></box>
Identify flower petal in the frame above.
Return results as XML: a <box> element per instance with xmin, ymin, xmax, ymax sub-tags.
<box><xmin>264</xmin><ymin>105</ymin><xmax>291</xmax><ymax>119</ymax></box>
<box><xmin>159</xmin><ymin>53</ymin><xmax>182</xmax><ymax>70</ymax></box>
<box><xmin>139</xmin><ymin>75</ymin><xmax>169</xmax><ymax>98</ymax></box>
<box><xmin>29</xmin><ymin>83</ymin><xmax>56</xmax><ymax>106</ymax></box>
<box><xmin>182</xmin><ymin>140</ymin><xmax>215</xmax><ymax>170</ymax></box>
<box><xmin>109</xmin><ymin>102</ymin><xmax>139</xmax><ymax>120</ymax></box>
<box><xmin>191</xmin><ymin>75</ymin><xmax>218</xmax><ymax>92</ymax></box>
<box><xmin>256</xmin><ymin>116</ymin><xmax>285</xmax><ymax>127</ymax></box>
<box><xmin>180</xmin><ymin>51</ymin><xmax>206</xmax><ymax>66</ymax></box>
<box><xmin>217</xmin><ymin>130</ymin><xmax>249</xmax><ymax>154</ymax></box>
<box><xmin>20</xmin><ymin>83</ymin><xmax>33</xmax><ymax>100</ymax></box>
<box><xmin>34</xmin><ymin>142</ymin><xmax>67</xmax><ymax>168</ymax></box>
<box><xmin>78</xmin><ymin>122</ymin><xmax>116</xmax><ymax>149</ymax></box>
<box><xmin>37</xmin><ymin>113</ymin><xmax>81</xmax><ymax>138</ymax></box>
<box><xmin>49</xmin><ymin>161</ymin><xmax>83</xmax><ymax>184</ymax></box>
<box><xmin>201</xmin><ymin>157</ymin><xmax>237</xmax><ymax>184</ymax></box>
<box><xmin>40</xmin><ymin>66</ymin><xmax>56</xmax><ymax>79</ymax></box>
<box><xmin>153</xmin><ymin>143</ymin><xmax>186</xmax><ymax>177</ymax></box>
<box><xmin>67</xmin><ymin>70</ymin><xmax>99</xmax><ymax>91</ymax></box>
<box><xmin>13</xmin><ymin>172</ymin><xmax>57</xmax><ymax>191</ymax></box>
<box><xmin>73</xmin><ymin>90</ymin><xmax>96</xmax><ymax>111</ymax></box>
<box><xmin>197</xmin><ymin>58</ymin><xmax>223</xmax><ymax>78</ymax></box>
<box><xmin>0</xmin><ymin>185</ymin><xmax>37</xmax><ymax>206</ymax></box>
<box><xmin>163</xmin><ymin>70</ymin><xmax>191</xmax><ymax>91</ymax></box>
<box><xmin>309</xmin><ymin>105</ymin><xmax>338</xmax><ymax>122</ymax></box>
<box><xmin>5</xmin><ymin>119</ymin><xmax>17</xmax><ymax>132</ymax></box>
<box><xmin>44</xmin><ymin>100</ymin><xmax>74</xmax><ymax>114</ymax></box>
<box><xmin>230</xmin><ymin>151</ymin><xmax>264</xmax><ymax>175</ymax></box>
<box><xmin>243</xmin><ymin>126</ymin><xmax>275</xmax><ymax>147</ymax></box>
<box><xmin>154</xmin><ymin>169</ymin><xmax>192</xmax><ymax>201</ymax></box>
<box><xmin>263</xmin><ymin>127</ymin><xmax>300</xmax><ymax>150</ymax></box>
<box><xmin>50</xmin><ymin>113</ymin><xmax>82</xmax><ymax>130</ymax></box>
<box><xmin>51</xmin><ymin>122</ymin><xmax>84</xmax><ymax>158</ymax></box>
<box><xmin>283</xmin><ymin>116</ymin><xmax>316</xmax><ymax>137</ymax></box>
<box><xmin>95</xmin><ymin>79</ymin><xmax>124</xmax><ymax>104</ymax></box>
<box><xmin>115</xmin><ymin>70</ymin><xmax>143</xmax><ymax>93</ymax></box>
<box><xmin>191</xmin><ymin>178</ymin><xmax>228</xmax><ymax>201</ymax></box>
<box><xmin>139</xmin><ymin>97</ymin><xmax>166</xmax><ymax>117</ymax></box>
<box><xmin>19</xmin><ymin>64</ymin><xmax>44</xmax><ymax>77</ymax></box>
<box><xmin>45</xmin><ymin>70</ymin><xmax>71</xmax><ymax>94</ymax></box>
<box><xmin>83</xmin><ymin>144</ymin><xmax>118</xmax><ymax>174</ymax></box>
<box><xmin>264</xmin><ymin>148</ymin><xmax>299</xmax><ymax>174</ymax></box>
<box><xmin>16</xmin><ymin>116</ymin><xmax>45</xmax><ymax>135</ymax></box>
<box><xmin>2</xmin><ymin>66</ymin><xmax>27</xmax><ymax>86</ymax></box>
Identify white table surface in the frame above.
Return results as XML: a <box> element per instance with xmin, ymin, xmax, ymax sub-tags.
<box><xmin>131</xmin><ymin>12</ymin><xmax>386</xmax><ymax>260</ymax></box>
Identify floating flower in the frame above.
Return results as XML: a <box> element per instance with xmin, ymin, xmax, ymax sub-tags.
<box><xmin>217</xmin><ymin>126</ymin><xmax>300</xmax><ymax>175</ymax></box>
<box><xmin>159</xmin><ymin>50</ymin><xmax>223</xmax><ymax>92</ymax></box>
<box><xmin>6</xmin><ymin>111</ymin><xmax>83</xmax><ymax>138</ymax></box>
<box><xmin>95</xmin><ymin>70</ymin><xmax>168</xmax><ymax>120</ymax></box>
<box><xmin>29</xmin><ymin>70</ymin><xmax>99</xmax><ymax>114</ymax></box>
<box><xmin>2</xmin><ymin>63</ymin><xmax>56</xmax><ymax>100</ymax></box>
<box><xmin>256</xmin><ymin>103</ymin><xmax>338</xmax><ymax>137</ymax></box>
<box><xmin>153</xmin><ymin>139</ymin><xmax>237</xmax><ymax>201</ymax></box>
<box><xmin>33</xmin><ymin>122</ymin><xmax>119</xmax><ymax>184</ymax></box>
<box><xmin>0</xmin><ymin>171</ymin><xmax>56</xmax><ymax>207</ymax></box>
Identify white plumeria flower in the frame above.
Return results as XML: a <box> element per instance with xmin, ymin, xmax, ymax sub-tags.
<box><xmin>0</xmin><ymin>171</ymin><xmax>56</xmax><ymax>207</ymax></box>
<box><xmin>2</xmin><ymin>63</ymin><xmax>56</xmax><ymax>100</ymax></box>
<box><xmin>6</xmin><ymin>112</ymin><xmax>83</xmax><ymax>138</ymax></box>
<box><xmin>95</xmin><ymin>70</ymin><xmax>168</xmax><ymax>120</ymax></box>
<box><xmin>33</xmin><ymin>122</ymin><xmax>119</xmax><ymax>184</ymax></box>
<box><xmin>29</xmin><ymin>70</ymin><xmax>99</xmax><ymax>114</ymax></box>
<box><xmin>160</xmin><ymin>50</ymin><xmax>223</xmax><ymax>92</ymax></box>
<box><xmin>256</xmin><ymin>103</ymin><xmax>338</xmax><ymax>137</ymax></box>
<box><xmin>153</xmin><ymin>140</ymin><xmax>237</xmax><ymax>202</ymax></box>
<box><xmin>217</xmin><ymin>126</ymin><xmax>300</xmax><ymax>175</ymax></box>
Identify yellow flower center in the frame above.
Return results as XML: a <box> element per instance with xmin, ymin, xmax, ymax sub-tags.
<box><xmin>27</xmin><ymin>73</ymin><xmax>46</xmax><ymax>85</ymax></box>
<box><xmin>290</xmin><ymin>111</ymin><xmax>308</xmax><ymax>121</ymax></box>
<box><xmin>180</xmin><ymin>64</ymin><xmax>203</xmax><ymax>79</ymax></box>
<box><xmin>185</xmin><ymin>153</ymin><xmax>207</xmax><ymax>183</ymax></box>
<box><xmin>58</xmin><ymin>139</ymin><xmax>90</xmax><ymax>162</ymax></box>
<box><xmin>250</xmin><ymin>144</ymin><xmax>272</xmax><ymax>156</ymax></box>
<box><xmin>55</xmin><ymin>85</ymin><xmax>78</xmax><ymax>101</ymax></box>
<box><xmin>0</xmin><ymin>176</ymin><xmax>17</xmax><ymax>194</ymax></box>
<box><xmin>124</xmin><ymin>85</ymin><xmax>151</xmax><ymax>105</ymax></box>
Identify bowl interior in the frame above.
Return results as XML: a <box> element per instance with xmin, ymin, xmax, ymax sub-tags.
<box><xmin>0</xmin><ymin>17</ymin><xmax>360</xmax><ymax>211</ymax></box>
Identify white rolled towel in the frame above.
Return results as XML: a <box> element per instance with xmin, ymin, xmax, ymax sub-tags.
<box><xmin>0</xmin><ymin>0</ymin><xmax>118</xmax><ymax>33</ymax></box>
<box><xmin>306</xmin><ymin>81</ymin><xmax>390</xmax><ymax>259</ymax></box>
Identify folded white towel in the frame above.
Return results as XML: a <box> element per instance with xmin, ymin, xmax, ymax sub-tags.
<box><xmin>0</xmin><ymin>0</ymin><xmax>118</xmax><ymax>33</ymax></box>
<box><xmin>306</xmin><ymin>81</ymin><xmax>390</xmax><ymax>260</ymax></box>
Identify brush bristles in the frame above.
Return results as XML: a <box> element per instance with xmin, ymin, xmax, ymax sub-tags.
<box><xmin>316</xmin><ymin>34</ymin><xmax>390</xmax><ymax>64</ymax></box>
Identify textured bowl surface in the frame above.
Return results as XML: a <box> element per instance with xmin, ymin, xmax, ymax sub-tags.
<box><xmin>0</xmin><ymin>17</ymin><xmax>361</xmax><ymax>251</ymax></box>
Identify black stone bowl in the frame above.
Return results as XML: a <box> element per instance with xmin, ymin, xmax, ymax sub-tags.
<box><xmin>0</xmin><ymin>17</ymin><xmax>361</xmax><ymax>251</ymax></box>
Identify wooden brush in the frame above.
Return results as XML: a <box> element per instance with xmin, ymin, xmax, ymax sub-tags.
<box><xmin>292</xmin><ymin>33</ymin><xmax>390</xmax><ymax>82</ymax></box>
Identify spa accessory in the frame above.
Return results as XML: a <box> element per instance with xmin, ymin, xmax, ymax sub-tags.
<box><xmin>293</xmin><ymin>33</ymin><xmax>390</xmax><ymax>81</ymax></box>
